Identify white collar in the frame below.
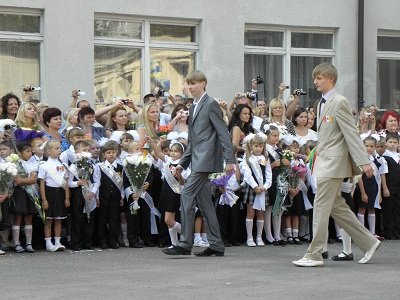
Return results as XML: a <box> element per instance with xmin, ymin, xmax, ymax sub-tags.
<box><xmin>105</xmin><ymin>160</ymin><xmax>117</xmax><ymax>169</ymax></box>
<box><xmin>322</xmin><ymin>88</ymin><xmax>336</xmax><ymax>101</ymax></box>
<box><xmin>193</xmin><ymin>92</ymin><xmax>206</xmax><ymax>105</ymax></box>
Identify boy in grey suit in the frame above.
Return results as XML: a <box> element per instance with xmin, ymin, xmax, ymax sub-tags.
<box><xmin>293</xmin><ymin>63</ymin><xmax>380</xmax><ymax>267</ymax></box>
<box><xmin>163</xmin><ymin>70</ymin><xmax>235</xmax><ymax>257</ymax></box>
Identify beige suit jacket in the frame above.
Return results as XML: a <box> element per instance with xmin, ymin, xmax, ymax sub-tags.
<box><xmin>314</xmin><ymin>92</ymin><xmax>370</xmax><ymax>178</ymax></box>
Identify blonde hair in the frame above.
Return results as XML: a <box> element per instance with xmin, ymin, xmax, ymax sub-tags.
<box><xmin>128</xmin><ymin>141</ymin><xmax>141</xmax><ymax>153</ymax></box>
<box><xmin>245</xmin><ymin>135</ymin><xmax>267</xmax><ymax>166</ymax></box>
<box><xmin>138</xmin><ymin>103</ymin><xmax>158</xmax><ymax>139</ymax></box>
<box><xmin>186</xmin><ymin>70</ymin><xmax>207</xmax><ymax>84</ymax></box>
<box><xmin>312</xmin><ymin>62</ymin><xmax>338</xmax><ymax>84</ymax></box>
<box><xmin>15</xmin><ymin>102</ymin><xmax>39</xmax><ymax>129</ymax></box>
<box><xmin>65</xmin><ymin>127</ymin><xmax>84</xmax><ymax>141</ymax></box>
<box><xmin>268</xmin><ymin>98</ymin><xmax>287</xmax><ymax>122</ymax></box>
<box><xmin>44</xmin><ymin>139</ymin><xmax>61</xmax><ymax>156</ymax></box>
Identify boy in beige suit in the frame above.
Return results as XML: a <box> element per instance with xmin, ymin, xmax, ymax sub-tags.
<box><xmin>293</xmin><ymin>63</ymin><xmax>380</xmax><ymax>267</ymax></box>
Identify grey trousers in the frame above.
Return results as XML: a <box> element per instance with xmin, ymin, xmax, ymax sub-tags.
<box><xmin>178</xmin><ymin>171</ymin><xmax>224</xmax><ymax>252</ymax></box>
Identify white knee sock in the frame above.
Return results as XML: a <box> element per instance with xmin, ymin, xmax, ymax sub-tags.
<box><xmin>272</xmin><ymin>214</ymin><xmax>282</xmax><ymax>241</ymax></box>
<box><xmin>121</xmin><ymin>223</ymin><xmax>128</xmax><ymax>242</ymax></box>
<box><xmin>172</xmin><ymin>222</ymin><xmax>181</xmax><ymax>234</ymax></box>
<box><xmin>357</xmin><ymin>213</ymin><xmax>365</xmax><ymax>226</ymax></box>
<box><xmin>341</xmin><ymin>229</ymin><xmax>352</xmax><ymax>255</ymax></box>
<box><xmin>368</xmin><ymin>214</ymin><xmax>376</xmax><ymax>235</ymax></box>
<box><xmin>264</xmin><ymin>207</ymin><xmax>274</xmax><ymax>242</ymax></box>
<box><xmin>25</xmin><ymin>225</ymin><xmax>33</xmax><ymax>245</ymax></box>
<box><xmin>256</xmin><ymin>220</ymin><xmax>264</xmax><ymax>239</ymax></box>
<box><xmin>292</xmin><ymin>228</ymin><xmax>299</xmax><ymax>238</ymax></box>
<box><xmin>169</xmin><ymin>228</ymin><xmax>178</xmax><ymax>246</ymax></box>
<box><xmin>245</xmin><ymin>219</ymin><xmax>253</xmax><ymax>240</ymax></box>
<box><xmin>12</xmin><ymin>226</ymin><xmax>20</xmax><ymax>246</ymax></box>
<box><xmin>334</xmin><ymin>221</ymin><xmax>341</xmax><ymax>238</ymax></box>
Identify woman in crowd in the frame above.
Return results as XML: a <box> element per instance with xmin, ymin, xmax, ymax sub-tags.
<box><xmin>292</xmin><ymin>107</ymin><xmax>317</xmax><ymax>146</ymax></box>
<box><xmin>78</xmin><ymin>106</ymin><xmax>104</xmax><ymax>140</ymax></box>
<box><xmin>138</xmin><ymin>102</ymin><xmax>159</xmax><ymax>145</ymax></box>
<box><xmin>357</xmin><ymin>106</ymin><xmax>377</xmax><ymax>135</ymax></box>
<box><xmin>228</xmin><ymin>104</ymin><xmax>254</xmax><ymax>158</ymax></box>
<box><xmin>261</xmin><ymin>98</ymin><xmax>296</xmax><ymax>136</ymax></box>
<box><xmin>105</xmin><ymin>106</ymin><xmax>132</xmax><ymax>139</ymax></box>
<box><xmin>42</xmin><ymin>107</ymin><xmax>70</xmax><ymax>151</ymax></box>
<box><xmin>379</xmin><ymin>110</ymin><xmax>399</xmax><ymax>136</ymax></box>
<box><xmin>1</xmin><ymin>93</ymin><xmax>20</xmax><ymax>120</ymax></box>
<box><xmin>167</xmin><ymin>104</ymin><xmax>189</xmax><ymax>134</ymax></box>
<box><xmin>14</xmin><ymin>102</ymin><xmax>43</xmax><ymax>144</ymax></box>
<box><xmin>61</xmin><ymin>108</ymin><xmax>80</xmax><ymax>134</ymax></box>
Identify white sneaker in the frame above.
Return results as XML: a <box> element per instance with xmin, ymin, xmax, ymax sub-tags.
<box><xmin>25</xmin><ymin>244</ymin><xmax>35</xmax><ymax>253</ymax></box>
<box><xmin>256</xmin><ymin>238</ymin><xmax>265</xmax><ymax>246</ymax></box>
<box><xmin>46</xmin><ymin>244</ymin><xmax>57</xmax><ymax>252</ymax></box>
<box><xmin>193</xmin><ymin>239</ymin><xmax>209</xmax><ymax>247</ymax></box>
<box><xmin>0</xmin><ymin>249</ymin><xmax>5</xmax><ymax>255</ymax></box>
<box><xmin>15</xmin><ymin>245</ymin><xmax>25</xmax><ymax>253</ymax></box>
<box><xmin>54</xmin><ymin>243</ymin><xmax>66</xmax><ymax>252</ymax></box>
<box><xmin>246</xmin><ymin>238</ymin><xmax>256</xmax><ymax>247</ymax></box>
<box><xmin>358</xmin><ymin>240</ymin><xmax>381</xmax><ymax>264</ymax></box>
<box><xmin>293</xmin><ymin>257</ymin><xmax>324</xmax><ymax>267</ymax></box>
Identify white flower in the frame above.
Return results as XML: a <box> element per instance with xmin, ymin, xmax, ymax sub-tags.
<box><xmin>0</xmin><ymin>119</ymin><xmax>16</xmax><ymax>132</ymax></box>
<box><xmin>75</xmin><ymin>151</ymin><xmax>92</xmax><ymax>160</ymax></box>
<box><xmin>5</xmin><ymin>154</ymin><xmax>19</xmax><ymax>163</ymax></box>
<box><xmin>127</xmin><ymin>130</ymin><xmax>140</xmax><ymax>142</ymax></box>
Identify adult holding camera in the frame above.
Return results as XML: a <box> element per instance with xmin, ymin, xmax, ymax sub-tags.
<box><xmin>105</xmin><ymin>106</ymin><xmax>133</xmax><ymax>139</ymax></box>
<box><xmin>1</xmin><ymin>93</ymin><xmax>20</xmax><ymax>120</ymax></box>
<box><xmin>260</xmin><ymin>98</ymin><xmax>296</xmax><ymax>136</ymax></box>
<box><xmin>168</xmin><ymin>104</ymin><xmax>189</xmax><ymax>134</ymax></box>
<box><xmin>357</xmin><ymin>107</ymin><xmax>377</xmax><ymax>135</ymax></box>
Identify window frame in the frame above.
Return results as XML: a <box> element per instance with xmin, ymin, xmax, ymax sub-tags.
<box><xmin>0</xmin><ymin>8</ymin><xmax>43</xmax><ymax>98</ymax></box>
<box><xmin>244</xmin><ymin>25</ymin><xmax>336</xmax><ymax>103</ymax></box>
<box><xmin>94</xmin><ymin>14</ymin><xmax>199</xmax><ymax>103</ymax></box>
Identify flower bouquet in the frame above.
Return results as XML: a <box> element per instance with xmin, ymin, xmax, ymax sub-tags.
<box><xmin>25</xmin><ymin>184</ymin><xmax>46</xmax><ymax>223</ymax></box>
<box><xmin>0</xmin><ymin>158</ymin><xmax>18</xmax><ymax>195</ymax></box>
<box><xmin>272</xmin><ymin>150</ymin><xmax>295</xmax><ymax>216</ymax></box>
<box><xmin>157</xmin><ymin>125</ymin><xmax>170</xmax><ymax>137</ymax></box>
<box><xmin>123</xmin><ymin>152</ymin><xmax>152</xmax><ymax>215</ymax></box>
<box><xmin>209</xmin><ymin>172</ymin><xmax>239</xmax><ymax>207</ymax></box>
<box><xmin>288</xmin><ymin>160</ymin><xmax>308</xmax><ymax>190</ymax></box>
<box><xmin>75</xmin><ymin>151</ymin><xmax>94</xmax><ymax>222</ymax></box>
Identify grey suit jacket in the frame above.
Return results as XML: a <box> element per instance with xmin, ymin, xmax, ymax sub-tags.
<box><xmin>179</xmin><ymin>94</ymin><xmax>235</xmax><ymax>172</ymax></box>
<box><xmin>314</xmin><ymin>92</ymin><xmax>370</xmax><ymax>178</ymax></box>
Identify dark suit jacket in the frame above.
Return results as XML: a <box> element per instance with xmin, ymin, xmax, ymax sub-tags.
<box><xmin>179</xmin><ymin>94</ymin><xmax>235</xmax><ymax>172</ymax></box>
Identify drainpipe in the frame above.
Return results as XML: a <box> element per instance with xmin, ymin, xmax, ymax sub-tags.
<box><xmin>357</xmin><ymin>0</ymin><xmax>364</xmax><ymax>110</ymax></box>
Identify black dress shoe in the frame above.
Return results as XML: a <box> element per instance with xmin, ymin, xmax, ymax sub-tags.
<box><xmin>144</xmin><ymin>241</ymin><xmax>155</xmax><ymax>247</ymax></box>
<box><xmin>129</xmin><ymin>242</ymin><xmax>144</xmax><ymax>248</ymax></box>
<box><xmin>70</xmin><ymin>246</ymin><xmax>81</xmax><ymax>251</ymax></box>
<box><xmin>322</xmin><ymin>251</ymin><xmax>329</xmax><ymax>259</ymax></box>
<box><xmin>331</xmin><ymin>252</ymin><xmax>354</xmax><ymax>261</ymax></box>
<box><xmin>231</xmin><ymin>241</ymin><xmax>241</xmax><ymax>246</ymax></box>
<box><xmin>110</xmin><ymin>243</ymin><xmax>119</xmax><ymax>249</ymax></box>
<box><xmin>162</xmin><ymin>245</ymin><xmax>191</xmax><ymax>256</ymax></box>
<box><xmin>293</xmin><ymin>237</ymin><xmax>302</xmax><ymax>245</ymax></box>
<box><xmin>194</xmin><ymin>247</ymin><xmax>224</xmax><ymax>257</ymax></box>
<box><xmin>273</xmin><ymin>240</ymin><xmax>287</xmax><ymax>246</ymax></box>
<box><xmin>287</xmin><ymin>237</ymin><xmax>294</xmax><ymax>245</ymax></box>
<box><xmin>100</xmin><ymin>241</ymin><xmax>108</xmax><ymax>249</ymax></box>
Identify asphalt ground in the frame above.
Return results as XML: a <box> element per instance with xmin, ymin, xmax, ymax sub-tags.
<box><xmin>1</xmin><ymin>240</ymin><xmax>399</xmax><ymax>300</ymax></box>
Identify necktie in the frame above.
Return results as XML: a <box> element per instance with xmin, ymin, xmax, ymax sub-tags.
<box><xmin>319</xmin><ymin>97</ymin><xmax>326</xmax><ymax>118</ymax></box>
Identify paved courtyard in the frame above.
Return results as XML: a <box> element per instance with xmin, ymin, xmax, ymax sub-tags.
<box><xmin>1</xmin><ymin>240</ymin><xmax>399</xmax><ymax>300</ymax></box>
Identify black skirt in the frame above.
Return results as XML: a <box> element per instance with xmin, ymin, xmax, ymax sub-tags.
<box><xmin>0</xmin><ymin>198</ymin><xmax>10</xmax><ymax>230</ymax></box>
<box><xmin>158</xmin><ymin>181</ymin><xmax>181</xmax><ymax>214</ymax></box>
<box><xmin>355</xmin><ymin>176</ymin><xmax>378</xmax><ymax>209</ymax></box>
<box><xmin>10</xmin><ymin>186</ymin><xmax>36</xmax><ymax>215</ymax></box>
<box><xmin>45</xmin><ymin>186</ymin><xmax>67</xmax><ymax>219</ymax></box>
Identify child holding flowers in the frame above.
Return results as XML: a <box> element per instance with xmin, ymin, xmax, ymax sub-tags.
<box><xmin>10</xmin><ymin>143</ymin><xmax>39</xmax><ymax>253</ymax></box>
<box><xmin>240</xmin><ymin>132</ymin><xmax>272</xmax><ymax>247</ymax></box>
<box><xmin>146</xmin><ymin>136</ymin><xmax>189</xmax><ymax>247</ymax></box>
<box><xmin>38</xmin><ymin>140</ymin><xmax>70</xmax><ymax>252</ymax></box>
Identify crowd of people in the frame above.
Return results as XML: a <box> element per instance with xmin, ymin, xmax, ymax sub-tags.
<box><xmin>0</xmin><ymin>67</ymin><xmax>398</xmax><ymax>261</ymax></box>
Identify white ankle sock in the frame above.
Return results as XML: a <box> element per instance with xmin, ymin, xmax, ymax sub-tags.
<box><xmin>256</xmin><ymin>220</ymin><xmax>264</xmax><ymax>239</ymax></box>
<box><xmin>45</xmin><ymin>237</ymin><xmax>53</xmax><ymax>248</ymax></box>
<box><xmin>272</xmin><ymin>214</ymin><xmax>282</xmax><ymax>241</ymax></box>
<box><xmin>25</xmin><ymin>225</ymin><xmax>33</xmax><ymax>245</ymax></box>
<box><xmin>245</xmin><ymin>219</ymin><xmax>253</xmax><ymax>240</ymax></box>
<box><xmin>194</xmin><ymin>233</ymin><xmax>201</xmax><ymax>242</ymax></box>
<box><xmin>121</xmin><ymin>223</ymin><xmax>128</xmax><ymax>241</ymax></box>
<box><xmin>292</xmin><ymin>229</ymin><xmax>299</xmax><ymax>238</ymax></box>
<box><xmin>357</xmin><ymin>213</ymin><xmax>365</xmax><ymax>226</ymax></box>
<box><xmin>368</xmin><ymin>214</ymin><xmax>376</xmax><ymax>235</ymax></box>
<box><xmin>285</xmin><ymin>227</ymin><xmax>292</xmax><ymax>238</ymax></box>
<box><xmin>12</xmin><ymin>225</ymin><xmax>20</xmax><ymax>246</ymax></box>
<box><xmin>264</xmin><ymin>207</ymin><xmax>274</xmax><ymax>242</ymax></box>
<box><xmin>341</xmin><ymin>229</ymin><xmax>352</xmax><ymax>255</ymax></box>
<box><xmin>54</xmin><ymin>237</ymin><xmax>61</xmax><ymax>246</ymax></box>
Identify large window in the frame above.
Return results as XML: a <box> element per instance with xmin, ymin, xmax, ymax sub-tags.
<box><xmin>377</xmin><ymin>32</ymin><xmax>400</xmax><ymax>109</ymax></box>
<box><xmin>0</xmin><ymin>12</ymin><xmax>42</xmax><ymax>98</ymax></box>
<box><xmin>244</xmin><ymin>28</ymin><xmax>334</xmax><ymax>108</ymax></box>
<box><xmin>94</xmin><ymin>17</ymin><xmax>198</xmax><ymax>105</ymax></box>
